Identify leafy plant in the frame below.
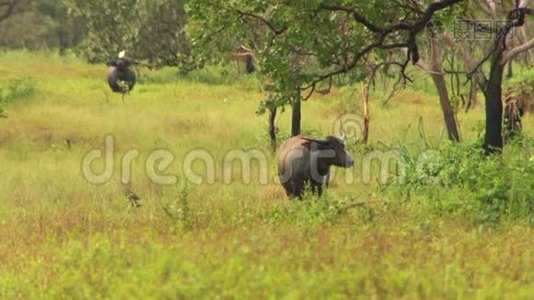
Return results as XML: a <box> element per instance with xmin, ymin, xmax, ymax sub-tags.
<box><xmin>161</xmin><ymin>187</ymin><xmax>192</xmax><ymax>228</ymax></box>
<box><xmin>262</xmin><ymin>191</ymin><xmax>377</xmax><ymax>227</ymax></box>
<box><xmin>0</xmin><ymin>77</ymin><xmax>37</xmax><ymax>117</ymax></box>
<box><xmin>0</xmin><ymin>76</ymin><xmax>36</xmax><ymax>105</ymax></box>
<box><xmin>400</xmin><ymin>140</ymin><xmax>534</xmax><ymax>224</ymax></box>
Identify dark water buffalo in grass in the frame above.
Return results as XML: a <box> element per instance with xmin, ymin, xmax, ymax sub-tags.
<box><xmin>107</xmin><ymin>51</ymin><xmax>136</xmax><ymax>94</ymax></box>
<box><xmin>277</xmin><ymin>135</ymin><xmax>354</xmax><ymax>198</ymax></box>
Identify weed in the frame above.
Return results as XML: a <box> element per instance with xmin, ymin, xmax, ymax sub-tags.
<box><xmin>161</xmin><ymin>186</ymin><xmax>192</xmax><ymax>228</ymax></box>
<box><xmin>0</xmin><ymin>76</ymin><xmax>36</xmax><ymax>105</ymax></box>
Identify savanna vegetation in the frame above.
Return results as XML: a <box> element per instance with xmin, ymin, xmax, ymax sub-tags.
<box><xmin>1</xmin><ymin>0</ymin><xmax>534</xmax><ymax>299</ymax></box>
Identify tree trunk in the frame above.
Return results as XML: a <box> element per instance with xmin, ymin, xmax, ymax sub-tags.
<box><xmin>483</xmin><ymin>58</ymin><xmax>505</xmax><ymax>153</ymax></box>
<box><xmin>506</xmin><ymin>61</ymin><xmax>513</xmax><ymax>78</ymax></box>
<box><xmin>71</xmin><ymin>16</ymin><xmax>86</xmax><ymax>46</ymax></box>
<box><xmin>466</xmin><ymin>81</ymin><xmax>478</xmax><ymax>111</ymax></box>
<box><xmin>361</xmin><ymin>78</ymin><xmax>371</xmax><ymax>144</ymax></box>
<box><xmin>58</xmin><ymin>19</ymin><xmax>68</xmax><ymax>56</ymax></box>
<box><xmin>291</xmin><ymin>92</ymin><xmax>301</xmax><ymax>136</ymax></box>
<box><xmin>429</xmin><ymin>38</ymin><xmax>461</xmax><ymax>142</ymax></box>
<box><xmin>268</xmin><ymin>105</ymin><xmax>277</xmax><ymax>151</ymax></box>
<box><xmin>245</xmin><ymin>54</ymin><xmax>255</xmax><ymax>74</ymax></box>
<box><xmin>519</xmin><ymin>27</ymin><xmax>534</xmax><ymax>63</ymax></box>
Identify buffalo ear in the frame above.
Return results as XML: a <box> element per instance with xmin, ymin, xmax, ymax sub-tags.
<box><xmin>106</xmin><ymin>60</ymin><xmax>117</xmax><ymax>67</ymax></box>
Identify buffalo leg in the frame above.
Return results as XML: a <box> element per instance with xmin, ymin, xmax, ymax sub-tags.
<box><xmin>280</xmin><ymin>176</ymin><xmax>295</xmax><ymax>198</ymax></box>
<box><xmin>291</xmin><ymin>179</ymin><xmax>304</xmax><ymax>199</ymax></box>
<box><xmin>311</xmin><ymin>177</ymin><xmax>324</xmax><ymax>196</ymax></box>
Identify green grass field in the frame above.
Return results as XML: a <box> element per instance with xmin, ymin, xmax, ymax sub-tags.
<box><xmin>0</xmin><ymin>51</ymin><xmax>533</xmax><ymax>299</ymax></box>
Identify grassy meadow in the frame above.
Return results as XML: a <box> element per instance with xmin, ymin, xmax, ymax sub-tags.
<box><xmin>0</xmin><ymin>51</ymin><xmax>533</xmax><ymax>299</ymax></box>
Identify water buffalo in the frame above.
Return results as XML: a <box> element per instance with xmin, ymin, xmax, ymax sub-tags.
<box><xmin>107</xmin><ymin>51</ymin><xmax>136</xmax><ymax>94</ymax></box>
<box><xmin>277</xmin><ymin>135</ymin><xmax>354</xmax><ymax>198</ymax></box>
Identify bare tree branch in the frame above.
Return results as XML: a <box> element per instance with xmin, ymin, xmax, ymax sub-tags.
<box><xmin>298</xmin><ymin>0</ymin><xmax>464</xmax><ymax>90</ymax></box>
<box><xmin>321</xmin><ymin>0</ymin><xmax>463</xmax><ymax>35</ymax></box>
<box><xmin>453</xmin><ymin>4</ymin><xmax>533</xmax><ymax>85</ymax></box>
<box><xmin>237</xmin><ymin>10</ymin><xmax>287</xmax><ymax>35</ymax></box>
<box><xmin>441</xmin><ymin>33</ymin><xmax>488</xmax><ymax>88</ymax></box>
<box><xmin>502</xmin><ymin>37</ymin><xmax>534</xmax><ymax>63</ymax></box>
<box><xmin>300</xmin><ymin>38</ymin><xmax>386</xmax><ymax>90</ymax></box>
<box><xmin>475</xmin><ymin>0</ymin><xmax>495</xmax><ymax>16</ymax></box>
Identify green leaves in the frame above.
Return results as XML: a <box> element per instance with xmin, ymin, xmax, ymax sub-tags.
<box><xmin>189</xmin><ymin>0</ymin><xmax>463</xmax><ymax>114</ymax></box>
<box><xmin>401</xmin><ymin>140</ymin><xmax>534</xmax><ymax>223</ymax></box>
<box><xmin>0</xmin><ymin>77</ymin><xmax>36</xmax><ymax>105</ymax></box>
<box><xmin>67</xmin><ymin>0</ymin><xmax>190</xmax><ymax>68</ymax></box>
<box><xmin>0</xmin><ymin>76</ymin><xmax>37</xmax><ymax>119</ymax></box>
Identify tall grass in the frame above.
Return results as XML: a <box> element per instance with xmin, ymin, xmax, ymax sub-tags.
<box><xmin>0</xmin><ymin>51</ymin><xmax>532</xmax><ymax>299</ymax></box>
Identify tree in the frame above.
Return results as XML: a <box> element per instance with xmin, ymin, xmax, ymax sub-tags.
<box><xmin>189</xmin><ymin>0</ymin><xmax>465</xmax><ymax>143</ymax></box>
<box><xmin>191</xmin><ymin>0</ymin><xmax>534</xmax><ymax>154</ymax></box>
<box><xmin>66</xmin><ymin>0</ymin><xmax>191</xmax><ymax>68</ymax></box>
<box><xmin>0</xmin><ymin>0</ymin><xmax>28</xmax><ymax>23</ymax></box>
<box><xmin>33</xmin><ymin>0</ymin><xmax>85</xmax><ymax>55</ymax></box>
<box><xmin>444</xmin><ymin>0</ymin><xmax>534</xmax><ymax>153</ymax></box>
<box><xmin>413</xmin><ymin>22</ymin><xmax>463</xmax><ymax>142</ymax></box>
<box><xmin>407</xmin><ymin>0</ymin><xmax>534</xmax><ymax>148</ymax></box>
<box><xmin>0</xmin><ymin>0</ymin><xmax>86</xmax><ymax>53</ymax></box>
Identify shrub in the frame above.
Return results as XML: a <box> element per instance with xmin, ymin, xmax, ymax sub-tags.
<box><xmin>0</xmin><ymin>76</ymin><xmax>37</xmax><ymax>105</ymax></box>
<box><xmin>400</xmin><ymin>139</ymin><xmax>534</xmax><ymax>224</ymax></box>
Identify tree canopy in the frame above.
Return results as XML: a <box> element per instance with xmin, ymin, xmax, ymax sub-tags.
<box><xmin>65</xmin><ymin>0</ymin><xmax>191</xmax><ymax>68</ymax></box>
<box><xmin>189</xmin><ymin>0</ymin><xmax>534</xmax><ymax>152</ymax></box>
<box><xmin>189</xmin><ymin>0</ymin><xmax>465</xmax><ymax>108</ymax></box>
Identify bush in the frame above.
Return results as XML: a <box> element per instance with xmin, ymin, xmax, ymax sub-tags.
<box><xmin>0</xmin><ymin>76</ymin><xmax>37</xmax><ymax>105</ymax></box>
<box><xmin>400</xmin><ymin>140</ymin><xmax>534</xmax><ymax>224</ymax></box>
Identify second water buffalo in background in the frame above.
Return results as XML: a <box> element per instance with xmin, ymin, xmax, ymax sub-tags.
<box><xmin>107</xmin><ymin>50</ymin><xmax>136</xmax><ymax>94</ymax></box>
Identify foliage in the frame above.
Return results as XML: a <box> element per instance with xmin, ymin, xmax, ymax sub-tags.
<box><xmin>0</xmin><ymin>0</ymin><xmax>31</xmax><ymax>23</ymax></box>
<box><xmin>188</xmin><ymin>0</ymin><xmax>465</xmax><ymax>114</ymax></box>
<box><xmin>401</xmin><ymin>140</ymin><xmax>534</xmax><ymax>224</ymax></box>
<box><xmin>0</xmin><ymin>77</ymin><xmax>37</xmax><ymax>118</ymax></box>
<box><xmin>0</xmin><ymin>76</ymin><xmax>37</xmax><ymax>117</ymax></box>
<box><xmin>0</xmin><ymin>0</ymin><xmax>84</xmax><ymax>51</ymax></box>
<box><xmin>0</xmin><ymin>4</ymin><xmax>57</xmax><ymax>49</ymax></box>
<box><xmin>66</xmin><ymin>0</ymin><xmax>191</xmax><ymax>68</ymax></box>
<box><xmin>0</xmin><ymin>76</ymin><xmax>36</xmax><ymax>105</ymax></box>
<box><xmin>161</xmin><ymin>187</ymin><xmax>192</xmax><ymax>228</ymax></box>
<box><xmin>505</xmin><ymin>65</ymin><xmax>534</xmax><ymax>98</ymax></box>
